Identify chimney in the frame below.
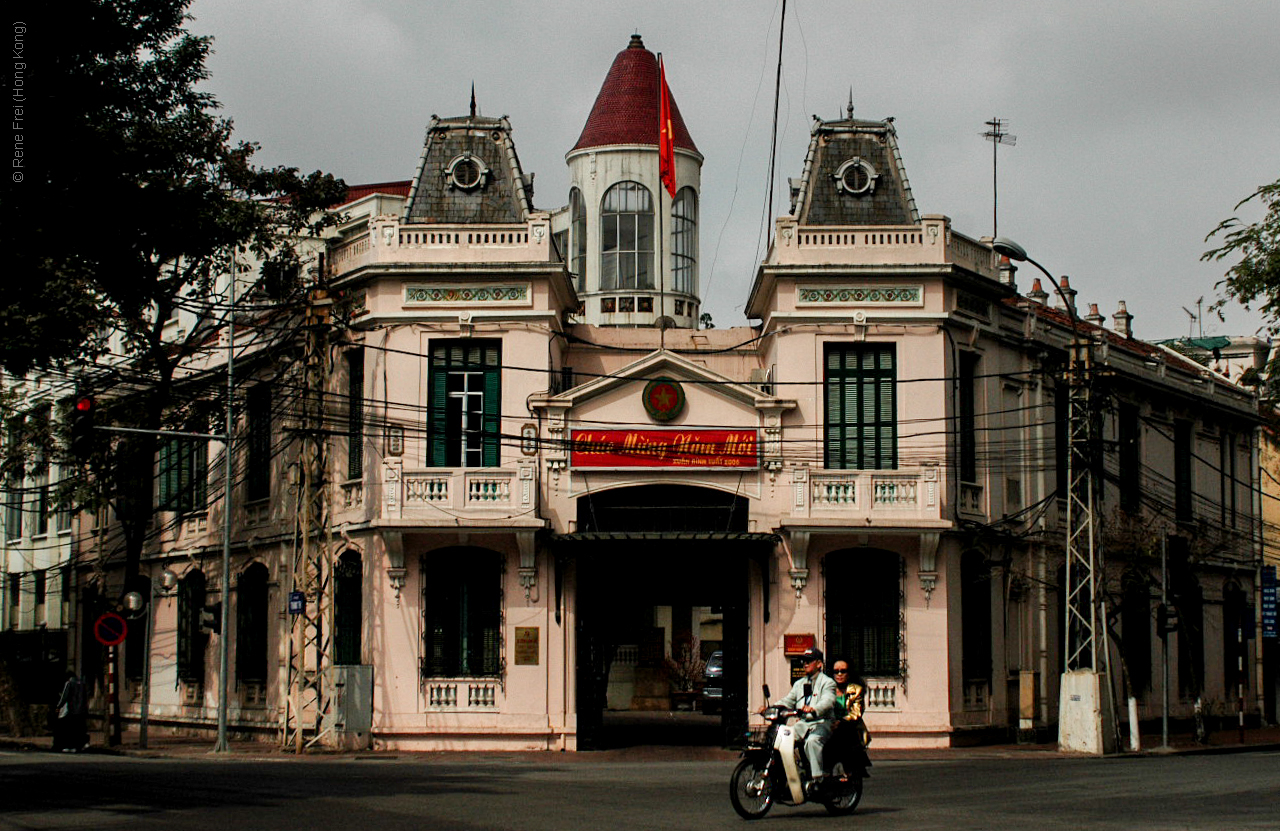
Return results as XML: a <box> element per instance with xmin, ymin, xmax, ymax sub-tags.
<box><xmin>998</xmin><ymin>255</ymin><xmax>1018</xmax><ymax>289</ymax></box>
<box><xmin>1113</xmin><ymin>300</ymin><xmax>1133</xmax><ymax>338</ymax></box>
<box><xmin>1056</xmin><ymin>275</ymin><xmax>1077</xmax><ymax>313</ymax></box>
<box><xmin>1085</xmin><ymin>302</ymin><xmax>1105</xmax><ymax>327</ymax></box>
<box><xmin>1028</xmin><ymin>278</ymin><xmax>1049</xmax><ymax>305</ymax></box>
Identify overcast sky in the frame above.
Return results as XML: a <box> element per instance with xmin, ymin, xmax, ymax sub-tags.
<box><xmin>189</xmin><ymin>0</ymin><xmax>1280</xmax><ymax>341</ymax></box>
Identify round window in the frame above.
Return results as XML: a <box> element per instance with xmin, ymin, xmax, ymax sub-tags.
<box><xmin>446</xmin><ymin>154</ymin><xmax>489</xmax><ymax>191</ymax></box>
<box><xmin>833</xmin><ymin>158</ymin><xmax>878</xmax><ymax>196</ymax></box>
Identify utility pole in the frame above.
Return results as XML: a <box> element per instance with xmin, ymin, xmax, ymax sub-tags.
<box><xmin>283</xmin><ymin>287</ymin><xmax>336</xmax><ymax>752</ymax></box>
<box><xmin>993</xmin><ymin>236</ymin><xmax>1112</xmax><ymax>754</ymax></box>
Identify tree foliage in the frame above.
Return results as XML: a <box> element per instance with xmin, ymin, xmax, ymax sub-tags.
<box><xmin>1</xmin><ymin>0</ymin><xmax>347</xmax><ymax>581</ymax></box>
<box><xmin>1</xmin><ymin>0</ymin><xmax>346</xmax><ymax>375</ymax></box>
<box><xmin>1204</xmin><ymin>178</ymin><xmax>1280</xmax><ymax>329</ymax></box>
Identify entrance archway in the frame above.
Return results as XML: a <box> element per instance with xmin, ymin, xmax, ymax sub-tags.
<box><xmin>560</xmin><ymin>484</ymin><xmax>774</xmax><ymax>749</ymax></box>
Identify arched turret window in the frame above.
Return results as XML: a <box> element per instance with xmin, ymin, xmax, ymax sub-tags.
<box><xmin>600</xmin><ymin>182</ymin><xmax>653</xmax><ymax>290</ymax></box>
<box><xmin>671</xmin><ymin>187</ymin><xmax>697</xmax><ymax>294</ymax></box>
<box><xmin>569</xmin><ymin>188</ymin><xmax>586</xmax><ymax>292</ymax></box>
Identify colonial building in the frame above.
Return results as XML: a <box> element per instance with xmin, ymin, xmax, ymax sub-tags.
<box><xmin>4</xmin><ymin>35</ymin><xmax>1267</xmax><ymax>750</ymax></box>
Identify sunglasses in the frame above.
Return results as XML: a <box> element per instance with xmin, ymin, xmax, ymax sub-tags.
<box><xmin>833</xmin><ymin>669</ymin><xmax>849</xmax><ymax>674</ymax></box>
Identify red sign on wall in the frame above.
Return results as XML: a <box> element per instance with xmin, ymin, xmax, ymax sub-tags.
<box><xmin>570</xmin><ymin>429</ymin><xmax>759</xmax><ymax>469</ymax></box>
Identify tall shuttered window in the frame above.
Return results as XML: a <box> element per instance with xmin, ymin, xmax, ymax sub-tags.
<box><xmin>958</xmin><ymin>352</ymin><xmax>978</xmax><ymax>483</ymax></box>
<box><xmin>428</xmin><ymin>341</ymin><xmax>501</xmax><ymax>468</ymax></box>
<box><xmin>421</xmin><ymin>548</ymin><xmax>501</xmax><ymax>678</ymax></box>
<box><xmin>825</xmin><ymin>344</ymin><xmax>897</xmax><ymax>470</ymax></box>
<box><xmin>158</xmin><ymin>439</ymin><xmax>207</xmax><ymax>513</ymax></box>
<box><xmin>346</xmin><ymin>350</ymin><xmax>365</xmax><ymax>480</ymax></box>
<box><xmin>177</xmin><ymin>570</ymin><xmax>207</xmax><ymax>682</ymax></box>
<box><xmin>235</xmin><ymin>563</ymin><xmax>269</xmax><ymax>683</ymax></box>
<box><xmin>245</xmin><ymin>384</ymin><xmax>272</xmax><ymax>502</ymax></box>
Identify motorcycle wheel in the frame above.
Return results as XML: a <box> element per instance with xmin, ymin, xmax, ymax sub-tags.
<box><xmin>729</xmin><ymin>757</ymin><xmax>774</xmax><ymax>820</ymax></box>
<box><xmin>822</xmin><ymin>762</ymin><xmax>863</xmax><ymax>816</ymax></box>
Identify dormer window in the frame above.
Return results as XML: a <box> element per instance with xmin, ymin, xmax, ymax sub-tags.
<box><xmin>834</xmin><ymin>157</ymin><xmax>878</xmax><ymax>196</ymax></box>
<box><xmin>445</xmin><ymin>153</ymin><xmax>490</xmax><ymax>191</ymax></box>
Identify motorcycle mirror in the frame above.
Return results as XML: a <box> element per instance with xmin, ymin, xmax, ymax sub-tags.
<box><xmin>804</xmin><ymin>682</ymin><xmax>813</xmax><ymax>699</ymax></box>
<box><xmin>762</xmin><ymin>684</ymin><xmax>771</xmax><ymax>701</ymax></box>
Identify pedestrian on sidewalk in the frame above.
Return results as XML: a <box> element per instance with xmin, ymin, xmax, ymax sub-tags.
<box><xmin>53</xmin><ymin>671</ymin><xmax>87</xmax><ymax>752</ymax></box>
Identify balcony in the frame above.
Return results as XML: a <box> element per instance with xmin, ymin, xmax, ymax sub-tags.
<box><xmin>326</xmin><ymin>215</ymin><xmax>555</xmax><ymax>278</ymax></box>
<box><xmin>770</xmin><ymin>215</ymin><xmax>996</xmax><ymax>278</ymax></box>
<box><xmin>789</xmin><ymin>467</ymin><xmax>943</xmax><ymax>525</ymax></box>
<box><xmin>384</xmin><ymin>465</ymin><xmax>538</xmax><ymax>525</ymax></box>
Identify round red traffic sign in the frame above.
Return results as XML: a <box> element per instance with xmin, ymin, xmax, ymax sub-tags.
<box><xmin>94</xmin><ymin>611</ymin><xmax>128</xmax><ymax>647</ymax></box>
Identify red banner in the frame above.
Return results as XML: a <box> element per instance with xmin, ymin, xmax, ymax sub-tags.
<box><xmin>570</xmin><ymin>429</ymin><xmax>758</xmax><ymax>469</ymax></box>
<box><xmin>658</xmin><ymin>56</ymin><xmax>677</xmax><ymax>198</ymax></box>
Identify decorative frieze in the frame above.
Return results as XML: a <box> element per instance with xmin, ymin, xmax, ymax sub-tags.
<box><xmin>797</xmin><ymin>285</ymin><xmax>923</xmax><ymax>306</ymax></box>
<box><xmin>404</xmin><ymin>284</ymin><xmax>529</xmax><ymax>305</ymax></box>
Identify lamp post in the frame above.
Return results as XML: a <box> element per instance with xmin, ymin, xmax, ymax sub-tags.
<box><xmin>123</xmin><ymin>567</ymin><xmax>177</xmax><ymax>750</ymax></box>
<box><xmin>993</xmin><ymin>237</ymin><xmax>1112</xmax><ymax>754</ymax></box>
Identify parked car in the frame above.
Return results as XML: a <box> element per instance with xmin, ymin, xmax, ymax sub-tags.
<box><xmin>701</xmin><ymin>650</ymin><xmax>723</xmax><ymax>713</ymax></box>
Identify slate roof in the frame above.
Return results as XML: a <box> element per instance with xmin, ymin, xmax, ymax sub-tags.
<box><xmin>570</xmin><ymin>35</ymin><xmax>698</xmax><ymax>155</ymax></box>
<box><xmin>402</xmin><ymin>115</ymin><xmax>534</xmax><ymax>225</ymax></box>
<box><xmin>790</xmin><ymin>116</ymin><xmax>919</xmax><ymax>226</ymax></box>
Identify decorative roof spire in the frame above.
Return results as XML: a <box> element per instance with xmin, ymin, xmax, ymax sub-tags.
<box><xmin>847</xmin><ymin>88</ymin><xmax>855</xmax><ymax>121</ymax></box>
<box><xmin>469</xmin><ymin>82</ymin><xmax>476</xmax><ymax>118</ymax></box>
<box><xmin>571</xmin><ymin>35</ymin><xmax>699</xmax><ymax>154</ymax></box>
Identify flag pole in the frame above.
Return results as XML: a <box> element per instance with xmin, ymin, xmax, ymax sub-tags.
<box><xmin>657</xmin><ymin>52</ymin><xmax>666</xmax><ymax>350</ymax></box>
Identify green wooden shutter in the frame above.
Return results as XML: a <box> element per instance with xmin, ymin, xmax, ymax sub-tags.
<box><xmin>429</xmin><ymin>350</ymin><xmax>449</xmax><ymax>467</ymax></box>
<box><xmin>482</xmin><ymin>359</ymin><xmax>501</xmax><ymax>467</ymax></box>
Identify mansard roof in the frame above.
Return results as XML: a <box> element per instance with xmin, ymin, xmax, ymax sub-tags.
<box><xmin>570</xmin><ymin>35</ymin><xmax>699</xmax><ymax>155</ymax></box>
<box><xmin>402</xmin><ymin>115</ymin><xmax>535</xmax><ymax>225</ymax></box>
<box><xmin>790</xmin><ymin>115</ymin><xmax>919</xmax><ymax>226</ymax></box>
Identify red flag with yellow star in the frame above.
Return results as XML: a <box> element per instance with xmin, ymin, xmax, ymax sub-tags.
<box><xmin>658</xmin><ymin>55</ymin><xmax>676</xmax><ymax>198</ymax></box>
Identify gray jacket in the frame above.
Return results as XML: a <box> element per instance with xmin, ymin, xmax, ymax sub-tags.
<box><xmin>777</xmin><ymin>670</ymin><xmax>837</xmax><ymax>721</ymax></box>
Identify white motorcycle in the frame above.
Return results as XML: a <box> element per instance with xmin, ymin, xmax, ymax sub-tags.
<box><xmin>729</xmin><ymin>685</ymin><xmax>867</xmax><ymax>820</ymax></box>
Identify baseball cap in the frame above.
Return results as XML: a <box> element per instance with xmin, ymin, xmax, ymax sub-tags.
<box><xmin>802</xmin><ymin>647</ymin><xmax>824</xmax><ymax>663</ymax></box>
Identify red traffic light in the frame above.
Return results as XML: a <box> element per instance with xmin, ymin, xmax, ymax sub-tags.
<box><xmin>75</xmin><ymin>396</ymin><xmax>94</xmax><ymax>412</ymax></box>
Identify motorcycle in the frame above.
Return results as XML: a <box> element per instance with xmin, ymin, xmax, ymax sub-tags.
<box><xmin>729</xmin><ymin>684</ymin><xmax>869</xmax><ymax>820</ymax></box>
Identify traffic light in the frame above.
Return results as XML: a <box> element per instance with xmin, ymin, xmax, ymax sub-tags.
<box><xmin>200</xmin><ymin>602</ymin><xmax>222</xmax><ymax>634</ymax></box>
<box><xmin>1157</xmin><ymin>603</ymin><xmax>1179</xmax><ymax>635</ymax></box>
<box><xmin>69</xmin><ymin>395</ymin><xmax>95</xmax><ymax>459</ymax></box>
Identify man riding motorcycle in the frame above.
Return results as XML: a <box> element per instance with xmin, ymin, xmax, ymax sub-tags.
<box><xmin>770</xmin><ymin>647</ymin><xmax>836</xmax><ymax>789</ymax></box>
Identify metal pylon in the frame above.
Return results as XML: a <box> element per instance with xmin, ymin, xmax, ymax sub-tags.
<box><xmin>1063</xmin><ymin>339</ymin><xmax>1101</xmax><ymax>671</ymax></box>
<box><xmin>283</xmin><ymin>290</ymin><xmax>335</xmax><ymax>752</ymax></box>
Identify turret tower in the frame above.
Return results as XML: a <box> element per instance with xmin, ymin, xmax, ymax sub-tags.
<box><xmin>564</xmin><ymin>35</ymin><xmax>704</xmax><ymax>327</ymax></box>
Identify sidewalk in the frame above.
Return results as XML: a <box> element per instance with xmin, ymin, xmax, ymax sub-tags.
<box><xmin>4</xmin><ymin>720</ymin><xmax>1280</xmax><ymax>762</ymax></box>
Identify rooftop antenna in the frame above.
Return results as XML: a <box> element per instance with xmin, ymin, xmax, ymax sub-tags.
<box><xmin>981</xmin><ymin>117</ymin><xmax>1016</xmax><ymax>238</ymax></box>
<box><xmin>1182</xmin><ymin>297</ymin><xmax>1204</xmax><ymax>338</ymax></box>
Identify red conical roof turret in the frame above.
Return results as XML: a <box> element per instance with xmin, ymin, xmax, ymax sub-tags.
<box><xmin>571</xmin><ymin>35</ymin><xmax>699</xmax><ymax>155</ymax></box>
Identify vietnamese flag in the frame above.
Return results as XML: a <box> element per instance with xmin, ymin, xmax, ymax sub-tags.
<box><xmin>658</xmin><ymin>55</ymin><xmax>676</xmax><ymax>198</ymax></box>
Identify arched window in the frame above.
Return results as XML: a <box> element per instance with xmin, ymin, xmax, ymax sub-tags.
<box><xmin>569</xmin><ymin>188</ymin><xmax>586</xmax><ymax>292</ymax></box>
<box><xmin>422</xmin><ymin>548</ymin><xmax>502</xmax><ymax>678</ymax></box>
<box><xmin>1177</xmin><ymin>579</ymin><xmax>1204</xmax><ymax>698</ymax></box>
<box><xmin>600</xmin><ymin>182</ymin><xmax>653</xmax><ymax>291</ymax></box>
<box><xmin>335</xmin><ymin>551</ymin><xmax>363</xmax><ymax>666</ymax></box>
<box><xmin>177</xmin><ymin>570</ymin><xmax>207</xmax><ymax>682</ymax></box>
<box><xmin>825</xmin><ymin>550</ymin><xmax>901</xmax><ymax>677</ymax></box>
<box><xmin>671</xmin><ymin>187</ymin><xmax>697</xmax><ymax>295</ymax></box>
<box><xmin>960</xmin><ymin>550</ymin><xmax>992</xmax><ymax>685</ymax></box>
<box><xmin>236</xmin><ymin>563</ymin><xmax>269</xmax><ymax>682</ymax></box>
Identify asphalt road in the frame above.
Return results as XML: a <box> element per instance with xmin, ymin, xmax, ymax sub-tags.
<box><xmin>1</xmin><ymin>749</ymin><xmax>1277</xmax><ymax>830</ymax></box>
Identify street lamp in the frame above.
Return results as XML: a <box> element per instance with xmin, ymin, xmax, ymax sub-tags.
<box><xmin>124</xmin><ymin>567</ymin><xmax>178</xmax><ymax>750</ymax></box>
<box><xmin>993</xmin><ymin>236</ymin><xmax>1112</xmax><ymax>754</ymax></box>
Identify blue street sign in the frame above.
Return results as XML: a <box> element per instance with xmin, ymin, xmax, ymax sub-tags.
<box><xmin>1262</xmin><ymin>565</ymin><xmax>1277</xmax><ymax>640</ymax></box>
<box><xmin>288</xmin><ymin>591</ymin><xmax>306</xmax><ymax>615</ymax></box>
